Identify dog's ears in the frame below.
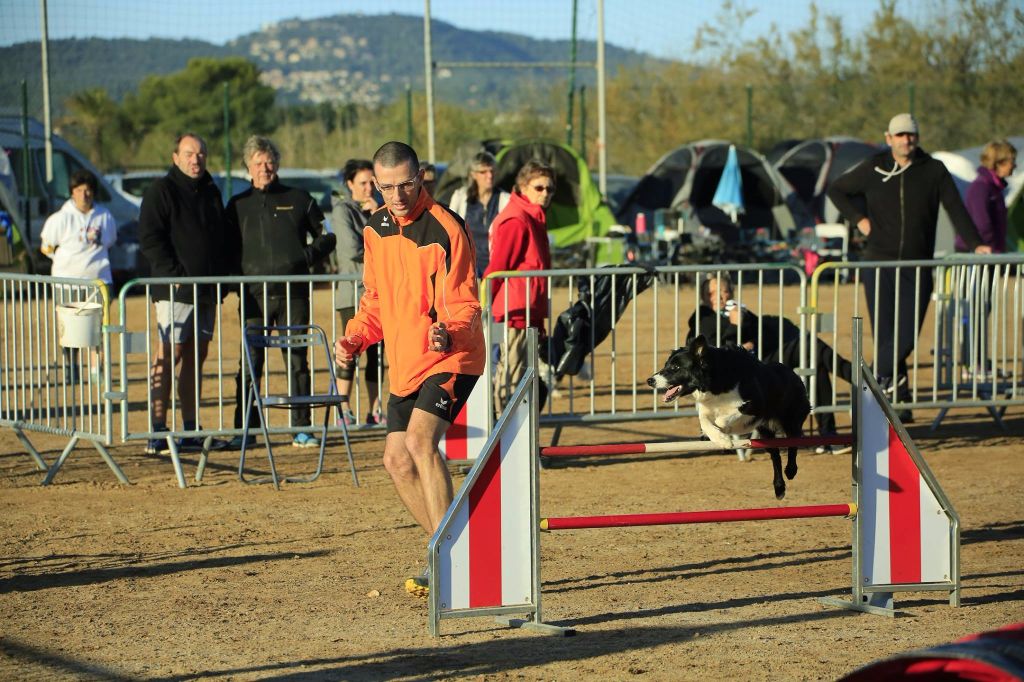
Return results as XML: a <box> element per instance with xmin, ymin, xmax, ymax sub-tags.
<box><xmin>690</xmin><ymin>334</ymin><xmax>708</xmax><ymax>357</ymax></box>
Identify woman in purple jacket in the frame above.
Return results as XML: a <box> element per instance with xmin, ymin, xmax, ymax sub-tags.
<box><xmin>956</xmin><ymin>139</ymin><xmax>1017</xmax><ymax>253</ymax></box>
<box><xmin>954</xmin><ymin>139</ymin><xmax>1016</xmax><ymax>381</ymax></box>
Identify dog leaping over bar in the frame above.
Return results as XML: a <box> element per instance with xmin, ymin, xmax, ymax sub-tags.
<box><xmin>647</xmin><ymin>335</ymin><xmax>811</xmax><ymax>499</ymax></box>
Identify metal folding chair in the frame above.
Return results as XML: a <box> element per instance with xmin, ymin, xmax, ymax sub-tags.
<box><xmin>239</xmin><ymin>324</ymin><xmax>358</xmax><ymax>489</ymax></box>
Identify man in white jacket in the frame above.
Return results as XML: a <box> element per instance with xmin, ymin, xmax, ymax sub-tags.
<box><xmin>40</xmin><ymin>169</ymin><xmax>118</xmax><ymax>286</ymax></box>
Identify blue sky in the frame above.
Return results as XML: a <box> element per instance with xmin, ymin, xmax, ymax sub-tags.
<box><xmin>0</xmin><ymin>0</ymin><xmax>931</xmax><ymax>59</ymax></box>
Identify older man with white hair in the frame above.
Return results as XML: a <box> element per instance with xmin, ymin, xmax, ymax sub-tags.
<box><xmin>225</xmin><ymin>135</ymin><xmax>336</xmax><ymax>449</ymax></box>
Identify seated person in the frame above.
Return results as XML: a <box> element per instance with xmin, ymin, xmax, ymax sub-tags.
<box><xmin>686</xmin><ymin>273</ymin><xmax>853</xmax><ymax>451</ymax></box>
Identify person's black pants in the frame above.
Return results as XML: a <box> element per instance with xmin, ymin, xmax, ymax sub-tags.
<box><xmin>234</xmin><ymin>296</ymin><xmax>312</xmax><ymax>429</ymax></box>
<box><xmin>862</xmin><ymin>265</ymin><xmax>933</xmax><ymax>389</ymax></box>
<box><xmin>776</xmin><ymin>337</ymin><xmax>854</xmax><ymax>436</ymax></box>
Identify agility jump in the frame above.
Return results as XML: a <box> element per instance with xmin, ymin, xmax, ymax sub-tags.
<box><xmin>426</xmin><ymin>322</ymin><xmax>961</xmax><ymax>637</ymax></box>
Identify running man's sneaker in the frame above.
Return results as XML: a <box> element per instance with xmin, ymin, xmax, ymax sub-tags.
<box><xmin>405</xmin><ymin>567</ymin><xmax>429</xmax><ymax>599</ymax></box>
<box><xmin>292</xmin><ymin>432</ymin><xmax>320</xmax><ymax>448</ymax></box>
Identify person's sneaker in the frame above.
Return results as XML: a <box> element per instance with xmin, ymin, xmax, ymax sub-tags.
<box><xmin>228</xmin><ymin>435</ymin><xmax>255</xmax><ymax>450</ymax></box>
<box><xmin>145</xmin><ymin>434</ymin><xmax>170</xmax><ymax>455</ymax></box>
<box><xmin>292</xmin><ymin>432</ymin><xmax>320</xmax><ymax>448</ymax></box>
<box><xmin>337</xmin><ymin>406</ymin><xmax>357</xmax><ymax>427</ymax></box>
<box><xmin>816</xmin><ymin>444</ymin><xmax>853</xmax><ymax>455</ymax></box>
<box><xmin>405</xmin><ymin>567</ymin><xmax>429</xmax><ymax>599</ymax></box>
<box><xmin>177</xmin><ymin>436</ymin><xmax>207</xmax><ymax>452</ymax></box>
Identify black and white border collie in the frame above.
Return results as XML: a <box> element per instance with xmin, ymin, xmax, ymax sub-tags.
<box><xmin>647</xmin><ymin>335</ymin><xmax>811</xmax><ymax>499</ymax></box>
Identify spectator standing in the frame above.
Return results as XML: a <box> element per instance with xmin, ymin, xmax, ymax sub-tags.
<box><xmin>958</xmin><ymin>139</ymin><xmax>1017</xmax><ymax>254</ymax></box>
<box><xmin>331</xmin><ymin>158</ymin><xmax>383</xmax><ymax>427</ymax></box>
<box><xmin>40</xmin><ymin>169</ymin><xmax>117</xmax><ymax>379</ymax></box>
<box><xmin>449</xmin><ymin>152</ymin><xmax>510</xmax><ymax>276</ymax></box>
<box><xmin>335</xmin><ymin>141</ymin><xmax>484</xmax><ymax>598</ymax></box>
<box><xmin>226</xmin><ymin>135</ymin><xmax>336</xmax><ymax>449</ymax></box>
<box><xmin>139</xmin><ymin>133</ymin><xmax>228</xmax><ymax>454</ymax></box>
<box><xmin>484</xmin><ymin>160</ymin><xmax>554</xmax><ymax>412</ymax></box>
<box><xmin>40</xmin><ymin>169</ymin><xmax>117</xmax><ymax>287</ymax></box>
<box><xmin>827</xmin><ymin>113</ymin><xmax>991</xmax><ymax>419</ymax></box>
<box><xmin>953</xmin><ymin>139</ymin><xmax>1017</xmax><ymax>378</ymax></box>
<box><xmin>419</xmin><ymin>161</ymin><xmax>438</xmax><ymax>197</ymax></box>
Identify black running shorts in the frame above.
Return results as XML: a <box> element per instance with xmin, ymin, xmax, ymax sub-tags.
<box><xmin>386</xmin><ymin>372</ymin><xmax>479</xmax><ymax>433</ymax></box>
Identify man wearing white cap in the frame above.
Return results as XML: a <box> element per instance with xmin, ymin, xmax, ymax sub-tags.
<box><xmin>828</xmin><ymin>113</ymin><xmax>991</xmax><ymax>420</ymax></box>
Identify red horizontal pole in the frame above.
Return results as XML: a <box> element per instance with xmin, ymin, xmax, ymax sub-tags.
<box><xmin>540</xmin><ymin>503</ymin><xmax>857</xmax><ymax>530</ymax></box>
<box><xmin>540</xmin><ymin>435</ymin><xmax>853</xmax><ymax>457</ymax></box>
<box><xmin>541</xmin><ymin>443</ymin><xmax>648</xmax><ymax>456</ymax></box>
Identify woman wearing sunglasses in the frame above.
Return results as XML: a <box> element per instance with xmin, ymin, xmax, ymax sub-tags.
<box><xmin>484</xmin><ymin>160</ymin><xmax>556</xmax><ymax>412</ymax></box>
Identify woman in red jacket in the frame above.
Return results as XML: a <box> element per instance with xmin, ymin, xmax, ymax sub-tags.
<box><xmin>484</xmin><ymin>160</ymin><xmax>555</xmax><ymax>410</ymax></box>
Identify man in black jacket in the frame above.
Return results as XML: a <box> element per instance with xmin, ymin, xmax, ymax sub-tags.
<box><xmin>139</xmin><ymin>133</ymin><xmax>229</xmax><ymax>454</ymax></box>
<box><xmin>226</xmin><ymin>135</ymin><xmax>336</xmax><ymax>449</ymax></box>
<box><xmin>827</xmin><ymin>113</ymin><xmax>991</xmax><ymax>418</ymax></box>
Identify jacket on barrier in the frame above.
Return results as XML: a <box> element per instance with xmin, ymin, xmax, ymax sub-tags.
<box><xmin>484</xmin><ymin>191</ymin><xmax>551</xmax><ymax>329</ymax></box>
<box><xmin>225</xmin><ymin>179</ymin><xmax>336</xmax><ymax>303</ymax></box>
<box><xmin>139</xmin><ymin>165</ymin><xmax>228</xmax><ymax>301</ymax></box>
<box><xmin>548</xmin><ymin>265</ymin><xmax>655</xmax><ymax>377</ymax></box>
<box><xmin>345</xmin><ymin>189</ymin><xmax>485</xmax><ymax>396</ymax></box>
<box><xmin>827</xmin><ymin>148</ymin><xmax>982</xmax><ymax>260</ymax></box>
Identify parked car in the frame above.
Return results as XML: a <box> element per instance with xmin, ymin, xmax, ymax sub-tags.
<box><xmin>277</xmin><ymin>168</ymin><xmax>342</xmax><ymax>214</ymax></box>
<box><xmin>211</xmin><ymin>172</ymin><xmax>251</xmax><ymax>204</ymax></box>
<box><xmin>105</xmin><ymin>169</ymin><xmax>165</xmax><ymax>208</ymax></box>
<box><xmin>0</xmin><ymin>116</ymin><xmax>143</xmax><ymax>282</ymax></box>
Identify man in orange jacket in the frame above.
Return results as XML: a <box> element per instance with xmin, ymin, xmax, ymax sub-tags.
<box><xmin>335</xmin><ymin>141</ymin><xmax>485</xmax><ymax>597</ymax></box>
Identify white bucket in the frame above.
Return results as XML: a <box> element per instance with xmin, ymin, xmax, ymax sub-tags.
<box><xmin>57</xmin><ymin>302</ymin><xmax>103</xmax><ymax>348</ymax></box>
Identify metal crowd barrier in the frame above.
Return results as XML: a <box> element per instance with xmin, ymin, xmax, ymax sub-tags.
<box><xmin>114</xmin><ymin>274</ymin><xmax>380</xmax><ymax>487</ymax></box>
<box><xmin>0</xmin><ymin>273</ymin><xmax>124</xmax><ymax>483</ymax></box>
<box><xmin>809</xmin><ymin>255</ymin><xmax>1024</xmax><ymax>430</ymax></box>
<box><xmin>482</xmin><ymin>263</ymin><xmax>810</xmax><ymax>435</ymax></box>
<box><xmin>5</xmin><ymin>257</ymin><xmax>1020</xmax><ymax>486</ymax></box>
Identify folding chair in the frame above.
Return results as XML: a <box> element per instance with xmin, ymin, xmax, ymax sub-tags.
<box><xmin>239</xmin><ymin>324</ymin><xmax>358</xmax><ymax>489</ymax></box>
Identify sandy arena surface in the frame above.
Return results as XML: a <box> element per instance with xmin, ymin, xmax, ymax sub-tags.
<box><xmin>2</xmin><ymin>283</ymin><xmax>1022</xmax><ymax>680</ymax></box>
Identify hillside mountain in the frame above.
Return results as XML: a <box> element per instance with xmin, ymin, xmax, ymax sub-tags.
<box><xmin>1</xmin><ymin>13</ymin><xmax>661</xmax><ymax>115</ymax></box>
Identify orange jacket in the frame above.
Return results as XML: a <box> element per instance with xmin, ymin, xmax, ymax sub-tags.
<box><xmin>345</xmin><ymin>189</ymin><xmax>485</xmax><ymax>396</ymax></box>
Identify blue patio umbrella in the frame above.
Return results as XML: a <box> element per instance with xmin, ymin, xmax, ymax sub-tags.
<box><xmin>712</xmin><ymin>144</ymin><xmax>745</xmax><ymax>224</ymax></box>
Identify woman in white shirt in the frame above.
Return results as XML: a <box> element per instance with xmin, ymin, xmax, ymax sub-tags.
<box><xmin>40</xmin><ymin>169</ymin><xmax>118</xmax><ymax>286</ymax></box>
<box><xmin>40</xmin><ymin>169</ymin><xmax>117</xmax><ymax>381</ymax></box>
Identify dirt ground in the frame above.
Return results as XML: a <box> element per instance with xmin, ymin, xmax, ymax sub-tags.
<box><xmin>1</xmin><ymin>405</ymin><xmax>1022</xmax><ymax>681</ymax></box>
<box><xmin>2</xmin><ymin>282</ymin><xmax>1023</xmax><ymax>680</ymax></box>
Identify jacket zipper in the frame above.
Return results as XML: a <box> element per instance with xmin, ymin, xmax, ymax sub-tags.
<box><xmin>898</xmin><ymin>172</ymin><xmax>905</xmax><ymax>259</ymax></box>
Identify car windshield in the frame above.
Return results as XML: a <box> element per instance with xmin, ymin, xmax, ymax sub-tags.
<box><xmin>121</xmin><ymin>176</ymin><xmax>160</xmax><ymax>198</ymax></box>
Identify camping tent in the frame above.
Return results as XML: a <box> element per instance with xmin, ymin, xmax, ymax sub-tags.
<box><xmin>616</xmin><ymin>140</ymin><xmax>808</xmax><ymax>242</ymax></box>
<box><xmin>492</xmin><ymin>139</ymin><xmax>617</xmax><ymax>248</ymax></box>
<box><xmin>772</xmin><ymin>137</ymin><xmax>880</xmax><ymax>223</ymax></box>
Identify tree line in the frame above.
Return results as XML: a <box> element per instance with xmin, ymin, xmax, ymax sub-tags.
<box><xmin>59</xmin><ymin>0</ymin><xmax>1022</xmax><ymax>176</ymax></box>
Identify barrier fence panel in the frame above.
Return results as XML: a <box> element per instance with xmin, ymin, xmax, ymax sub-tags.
<box><xmin>0</xmin><ymin>273</ymin><xmax>123</xmax><ymax>483</ymax></box>
<box><xmin>115</xmin><ymin>274</ymin><xmax>370</xmax><ymax>487</ymax></box>
<box><xmin>482</xmin><ymin>263</ymin><xmax>808</xmax><ymax>438</ymax></box>
<box><xmin>809</xmin><ymin>256</ymin><xmax>1024</xmax><ymax>429</ymax></box>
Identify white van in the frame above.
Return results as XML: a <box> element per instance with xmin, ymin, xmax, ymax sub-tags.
<box><xmin>0</xmin><ymin>116</ymin><xmax>143</xmax><ymax>281</ymax></box>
